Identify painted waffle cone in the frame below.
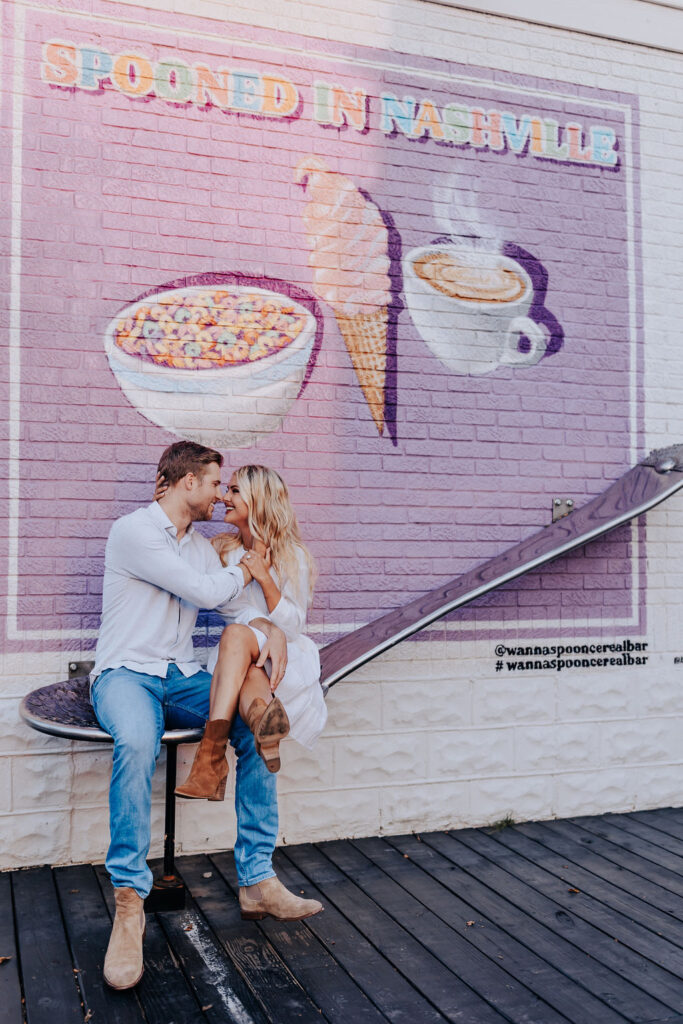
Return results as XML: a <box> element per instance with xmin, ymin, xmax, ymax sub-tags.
<box><xmin>334</xmin><ymin>307</ymin><xmax>388</xmax><ymax>435</ymax></box>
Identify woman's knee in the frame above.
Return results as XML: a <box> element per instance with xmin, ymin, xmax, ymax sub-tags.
<box><xmin>218</xmin><ymin>623</ymin><xmax>258</xmax><ymax>657</ymax></box>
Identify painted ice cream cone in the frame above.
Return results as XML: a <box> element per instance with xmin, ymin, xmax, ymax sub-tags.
<box><xmin>334</xmin><ymin>308</ymin><xmax>388</xmax><ymax>433</ymax></box>
<box><xmin>295</xmin><ymin>157</ymin><xmax>391</xmax><ymax>434</ymax></box>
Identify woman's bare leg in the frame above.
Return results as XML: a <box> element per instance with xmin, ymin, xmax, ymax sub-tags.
<box><xmin>209</xmin><ymin>624</ymin><xmax>260</xmax><ymax>721</ymax></box>
<box><xmin>238</xmin><ymin>664</ymin><xmax>272</xmax><ymax>720</ymax></box>
<box><xmin>176</xmin><ymin>625</ymin><xmax>261</xmax><ymax>801</ymax></box>
<box><xmin>240</xmin><ymin>665</ymin><xmax>289</xmax><ymax>772</ymax></box>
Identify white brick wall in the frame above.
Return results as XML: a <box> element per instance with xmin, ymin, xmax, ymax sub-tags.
<box><xmin>2</xmin><ymin>0</ymin><xmax>683</xmax><ymax>871</ymax></box>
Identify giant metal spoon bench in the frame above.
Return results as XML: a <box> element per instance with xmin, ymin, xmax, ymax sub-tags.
<box><xmin>20</xmin><ymin>445</ymin><xmax>683</xmax><ymax>911</ymax></box>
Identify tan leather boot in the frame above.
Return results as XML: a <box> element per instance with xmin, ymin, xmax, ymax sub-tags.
<box><xmin>239</xmin><ymin>876</ymin><xmax>323</xmax><ymax>921</ymax></box>
<box><xmin>103</xmin><ymin>887</ymin><xmax>146</xmax><ymax>989</ymax></box>
<box><xmin>175</xmin><ymin>719</ymin><xmax>231</xmax><ymax>800</ymax></box>
<box><xmin>245</xmin><ymin>698</ymin><xmax>290</xmax><ymax>773</ymax></box>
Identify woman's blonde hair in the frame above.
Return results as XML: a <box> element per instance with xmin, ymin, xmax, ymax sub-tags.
<box><xmin>218</xmin><ymin>465</ymin><xmax>316</xmax><ymax>604</ymax></box>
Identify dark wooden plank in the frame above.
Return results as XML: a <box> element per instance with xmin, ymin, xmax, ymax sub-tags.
<box><xmin>450</xmin><ymin>828</ymin><xmax>683</xmax><ymax>1010</ymax></box>
<box><xmin>211</xmin><ymin>851</ymin><xmax>389</xmax><ymax>1024</ymax></box>
<box><xmin>273</xmin><ymin>848</ymin><xmax>448</xmax><ymax>1024</ymax></box>
<box><xmin>567</xmin><ymin>815</ymin><xmax>683</xmax><ymax>885</ymax></box>
<box><xmin>287</xmin><ymin>841</ymin><xmax>508</xmax><ymax>1024</ymax></box>
<box><xmin>0</xmin><ymin>873</ymin><xmax>23</xmax><ymax>1024</ymax></box>
<box><xmin>629</xmin><ymin>808</ymin><xmax>683</xmax><ymax>844</ymax></box>
<box><xmin>320</xmin><ymin>455</ymin><xmax>683</xmax><ymax>686</ymax></box>
<box><xmin>501</xmin><ymin>823</ymin><xmax>683</xmax><ymax>980</ymax></box>
<box><xmin>54</xmin><ymin>864</ymin><xmax>143</xmax><ymax>1024</ymax></box>
<box><xmin>639</xmin><ymin>1016</ymin><xmax>683</xmax><ymax>1024</ymax></box>
<box><xmin>501</xmin><ymin>823</ymin><xmax>683</xmax><ymax>966</ymax></box>
<box><xmin>153</xmin><ymin>892</ymin><xmax>268</xmax><ymax>1024</ymax></box>
<box><xmin>422</xmin><ymin>831</ymin><xmax>675</xmax><ymax>1022</ymax></box>
<box><xmin>325</xmin><ymin>837</ymin><xmax>569</xmax><ymax>1024</ymax></box>
<box><xmin>94</xmin><ymin>864</ymin><xmax>206</xmax><ymax>1024</ymax></box>
<box><xmin>387</xmin><ymin>833</ymin><xmax>630</xmax><ymax>1024</ymax></box>
<box><xmin>365</xmin><ymin>835</ymin><xmax>626</xmax><ymax>1024</ymax></box>
<box><xmin>177</xmin><ymin>853</ymin><xmax>324</xmax><ymax>1024</ymax></box>
<box><xmin>532</xmin><ymin>815</ymin><xmax>683</xmax><ymax>905</ymax></box>
<box><xmin>12</xmin><ymin>866</ymin><xmax>83</xmax><ymax>1024</ymax></box>
<box><xmin>515</xmin><ymin>820</ymin><xmax>683</xmax><ymax>928</ymax></box>
<box><xmin>603</xmin><ymin>812</ymin><xmax>683</xmax><ymax>858</ymax></box>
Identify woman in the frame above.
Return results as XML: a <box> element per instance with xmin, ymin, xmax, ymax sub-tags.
<box><xmin>160</xmin><ymin>464</ymin><xmax>326</xmax><ymax>800</ymax></box>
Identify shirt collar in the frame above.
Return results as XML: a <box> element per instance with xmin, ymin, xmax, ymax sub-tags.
<box><xmin>147</xmin><ymin>501</ymin><xmax>195</xmax><ymax>540</ymax></box>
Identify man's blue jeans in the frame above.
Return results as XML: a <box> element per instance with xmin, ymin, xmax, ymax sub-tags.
<box><xmin>92</xmin><ymin>664</ymin><xmax>278</xmax><ymax>897</ymax></box>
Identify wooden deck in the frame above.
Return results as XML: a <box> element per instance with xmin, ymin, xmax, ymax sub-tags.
<box><xmin>5</xmin><ymin>808</ymin><xmax>683</xmax><ymax>1023</ymax></box>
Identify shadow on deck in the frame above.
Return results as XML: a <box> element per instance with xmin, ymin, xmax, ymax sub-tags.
<box><xmin>4</xmin><ymin>807</ymin><xmax>683</xmax><ymax>1023</ymax></box>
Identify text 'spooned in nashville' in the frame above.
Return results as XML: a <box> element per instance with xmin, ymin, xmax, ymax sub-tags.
<box><xmin>42</xmin><ymin>40</ymin><xmax>619</xmax><ymax>169</ymax></box>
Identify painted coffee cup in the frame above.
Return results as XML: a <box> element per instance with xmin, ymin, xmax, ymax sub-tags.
<box><xmin>403</xmin><ymin>245</ymin><xmax>549</xmax><ymax>376</ymax></box>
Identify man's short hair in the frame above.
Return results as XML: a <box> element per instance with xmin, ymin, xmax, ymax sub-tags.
<box><xmin>157</xmin><ymin>441</ymin><xmax>224</xmax><ymax>487</ymax></box>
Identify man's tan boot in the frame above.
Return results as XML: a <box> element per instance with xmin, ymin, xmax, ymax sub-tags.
<box><xmin>239</xmin><ymin>875</ymin><xmax>323</xmax><ymax>921</ymax></box>
<box><xmin>103</xmin><ymin>887</ymin><xmax>146</xmax><ymax>989</ymax></box>
<box><xmin>245</xmin><ymin>698</ymin><xmax>289</xmax><ymax>773</ymax></box>
<box><xmin>175</xmin><ymin>719</ymin><xmax>231</xmax><ymax>800</ymax></box>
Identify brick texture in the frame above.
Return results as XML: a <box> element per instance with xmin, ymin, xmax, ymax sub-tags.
<box><xmin>0</xmin><ymin>0</ymin><xmax>682</xmax><ymax>869</ymax></box>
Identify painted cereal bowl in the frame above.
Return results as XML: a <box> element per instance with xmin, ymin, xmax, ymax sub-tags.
<box><xmin>105</xmin><ymin>281</ymin><xmax>319</xmax><ymax>449</ymax></box>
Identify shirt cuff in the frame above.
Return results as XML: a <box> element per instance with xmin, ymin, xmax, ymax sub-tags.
<box><xmin>225</xmin><ymin>564</ymin><xmax>245</xmax><ymax>597</ymax></box>
<box><xmin>269</xmin><ymin>598</ymin><xmax>301</xmax><ymax>639</ymax></box>
<box><xmin>213</xmin><ymin>566</ymin><xmax>245</xmax><ymax>611</ymax></box>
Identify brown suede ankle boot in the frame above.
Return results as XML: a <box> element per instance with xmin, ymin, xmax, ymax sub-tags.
<box><xmin>245</xmin><ymin>697</ymin><xmax>290</xmax><ymax>773</ymax></box>
<box><xmin>175</xmin><ymin>718</ymin><xmax>231</xmax><ymax>800</ymax></box>
<box><xmin>103</xmin><ymin>887</ymin><xmax>146</xmax><ymax>989</ymax></box>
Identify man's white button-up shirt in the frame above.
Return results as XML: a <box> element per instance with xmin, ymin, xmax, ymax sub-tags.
<box><xmin>93</xmin><ymin>502</ymin><xmax>258</xmax><ymax>680</ymax></box>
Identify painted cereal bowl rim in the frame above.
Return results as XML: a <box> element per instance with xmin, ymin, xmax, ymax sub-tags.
<box><xmin>104</xmin><ymin>284</ymin><xmax>318</xmax><ymax>383</ymax></box>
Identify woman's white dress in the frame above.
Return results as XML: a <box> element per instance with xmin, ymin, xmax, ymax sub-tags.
<box><xmin>206</xmin><ymin>545</ymin><xmax>327</xmax><ymax>749</ymax></box>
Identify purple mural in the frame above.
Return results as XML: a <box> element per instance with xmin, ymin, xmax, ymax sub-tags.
<box><xmin>0</xmin><ymin>2</ymin><xmax>642</xmax><ymax>652</ymax></box>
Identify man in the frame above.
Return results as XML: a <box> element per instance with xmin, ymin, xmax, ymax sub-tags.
<box><xmin>92</xmin><ymin>441</ymin><xmax>321</xmax><ymax>990</ymax></box>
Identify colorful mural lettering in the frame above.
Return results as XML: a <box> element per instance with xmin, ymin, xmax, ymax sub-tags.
<box><xmin>40</xmin><ymin>39</ymin><xmax>620</xmax><ymax>169</ymax></box>
<box><xmin>1</xmin><ymin>3</ymin><xmax>642</xmax><ymax>653</ymax></box>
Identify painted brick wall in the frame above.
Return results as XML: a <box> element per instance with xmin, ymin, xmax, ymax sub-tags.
<box><xmin>1</xmin><ymin>0</ymin><xmax>683</xmax><ymax>870</ymax></box>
